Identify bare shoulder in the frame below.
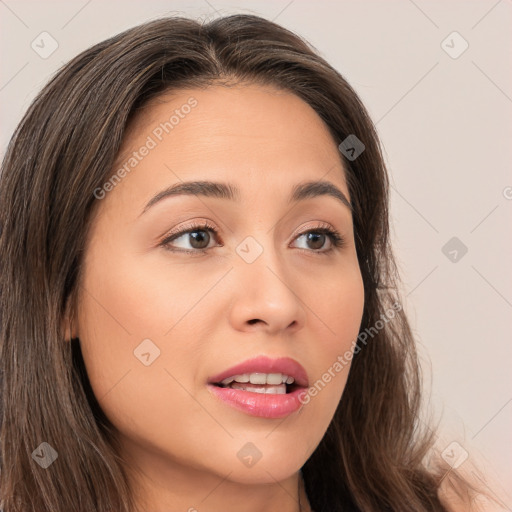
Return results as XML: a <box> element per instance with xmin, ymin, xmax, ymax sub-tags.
<box><xmin>436</xmin><ymin>461</ymin><xmax>511</xmax><ymax>512</ymax></box>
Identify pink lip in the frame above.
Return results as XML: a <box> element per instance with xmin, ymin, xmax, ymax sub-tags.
<box><xmin>207</xmin><ymin>356</ymin><xmax>309</xmax><ymax>419</ymax></box>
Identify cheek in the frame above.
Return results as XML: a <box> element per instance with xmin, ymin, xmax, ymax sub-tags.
<box><xmin>300</xmin><ymin>261</ymin><xmax>364</xmax><ymax>415</ymax></box>
<box><xmin>311</xmin><ymin>260</ymin><xmax>365</xmax><ymax>351</ymax></box>
<box><xmin>75</xmin><ymin>238</ymin><xmax>194</xmax><ymax>400</ymax></box>
<box><xmin>76</xmin><ymin>229</ymin><xmax>228</xmax><ymax>384</ymax></box>
<box><xmin>78</xmin><ymin>232</ymin><xmax>215</xmax><ymax>347</ymax></box>
<box><xmin>75</xmin><ymin>248</ymin><xmax>224</xmax><ymax>466</ymax></box>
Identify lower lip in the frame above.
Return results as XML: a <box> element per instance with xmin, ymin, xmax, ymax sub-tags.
<box><xmin>207</xmin><ymin>384</ymin><xmax>307</xmax><ymax>419</ymax></box>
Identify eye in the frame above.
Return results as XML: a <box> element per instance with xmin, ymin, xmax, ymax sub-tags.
<box><xmin>159</xmin><ymin>221</ymin><xmax>345</xmax><ymax>255</ymax></box>
<box><xmin>159</xmin><ymin>221</ymin><xmax>220</xmax><ymax>253</ymax></box>
<box><xmin>291</xmin><ymin>223</ymin><xmax>346</xmax><ymax>255</ymax></box>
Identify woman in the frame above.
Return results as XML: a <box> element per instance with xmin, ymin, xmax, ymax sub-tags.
<box><xmin>0</xmin><ymin>13</ymin><xmax>505</xmax><ymax>512</ymax></box>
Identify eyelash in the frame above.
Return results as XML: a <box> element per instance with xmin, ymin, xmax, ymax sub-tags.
<box><xmin>159</xmin><ymin>221</ymin><xmax>346</xmax><ymax>256</ymax></box>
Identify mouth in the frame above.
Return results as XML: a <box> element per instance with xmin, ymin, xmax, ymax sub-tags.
<box><xmin>206</xmin><ymin>356</ymin><xmax>309</xmax><ymax>418</ymax></box>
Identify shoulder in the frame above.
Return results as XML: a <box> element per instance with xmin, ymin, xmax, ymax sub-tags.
<box><xmin>436</xmin><ymin>464</ymin><xmax>511</xmax><ymax>512</ymax></box>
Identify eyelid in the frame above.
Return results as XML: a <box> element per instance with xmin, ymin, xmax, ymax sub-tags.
<box><xmin>161</xmin><ymin>220</ymin><xmax>218</xmax><ymax>242</ymax></box>
<box><xmin>290</xmin><ymin>220</ymin><xmax>335</xmax><ymax>239</ymax></box>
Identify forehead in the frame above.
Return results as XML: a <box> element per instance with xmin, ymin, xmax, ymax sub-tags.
<box><xmin>119</xmin><ymin>83</ymin><xmax>343</xmax><ymax>170</ymax></box>
<box><xmin>102</xmin><ymin>83</ymin><xmax>350</xmax><ymax>218</ymax></box>
<box><xmin>125</xmin><ymin>82</ymin><xmax>337</xmax><ymax>149</ymax></box>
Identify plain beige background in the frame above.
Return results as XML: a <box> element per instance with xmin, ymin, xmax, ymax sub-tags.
<box><xmin>1</xmin><ymin>0</ymin><xmax>511</xmax><ymax>500</ymax></box>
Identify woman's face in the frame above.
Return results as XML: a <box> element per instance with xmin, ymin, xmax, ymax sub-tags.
<box><xmin>73</xmin><ymin>83</ymin><xmax>364</xmax><ymax>505</ymax></box>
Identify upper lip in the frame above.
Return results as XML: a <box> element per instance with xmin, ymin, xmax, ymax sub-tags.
<box><xmin>208</xmin><ymin>355</ymin><xmax>309</xmax><ymax>387</ymax></box>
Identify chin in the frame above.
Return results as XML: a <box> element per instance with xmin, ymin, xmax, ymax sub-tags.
<box><xmin>217</xmin><ymin>464</ymin><xmax>301</xmax><ymax>485</ymax></box>
<box><xmin>211</xmin><ymin>443</ymin><xmax>307</xmax><ymax>485</ymax></box>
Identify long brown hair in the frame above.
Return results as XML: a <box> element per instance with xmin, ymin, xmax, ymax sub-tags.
<box><xmin>0</xmin><ymin>14</ymin><xmax>480</xmax><ymax>512</ymax></box>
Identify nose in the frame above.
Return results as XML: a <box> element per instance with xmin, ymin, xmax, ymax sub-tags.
<box><xmin>227</xmin><ymin>239</ymin><xmax>307</xmax><ymax>336</ymax></box>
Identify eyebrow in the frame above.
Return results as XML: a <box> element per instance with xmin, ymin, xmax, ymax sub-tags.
<box><xmin>139</xmin><ymin>179</ymin><xmax>352</xmax><ymax>216</ymax></box>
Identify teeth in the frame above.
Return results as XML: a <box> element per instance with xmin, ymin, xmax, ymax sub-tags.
<box><xmin>220</xmin><ymin>372</ymin><xmax>295</xmax><ymax>386</ymax></box>
<box><xmin>264</xmin><ymin>373</ymin><xmax>283</xmax><ymax>385</ymax></box>
<box><xmin>249</xmin><ymin>373</ymin><xmax>267</xmax><ymax>385</ymax></box>
<box><xmin>230</xmin><ymin>382</ymin><xmax>287</xmax><ymax>394</ymax></box>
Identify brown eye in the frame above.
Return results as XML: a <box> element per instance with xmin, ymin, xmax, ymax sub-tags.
<box><xmin>160</xmin><ymin>222</ymin><xmax>220</xmax><ymax>253</ymax></box>
<box><xmin>181</xmin><ymin>230</ymin><xmax>212</xmax><ymax>250</ymax></box>
<box><xmin>304</xmin><ymin>232</ymin><xmax>327</xmax><ymax>250</ymax></box>
<box><xmin>292</xmin><ymin>227</ymin><xmax>345</xmax><ymax>255</ymax></box>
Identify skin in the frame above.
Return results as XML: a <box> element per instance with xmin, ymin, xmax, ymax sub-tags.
<box><xmin>65</xmin><ymin>83</ymin><xmax>365</xmax><ymax>512</ymax></box>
